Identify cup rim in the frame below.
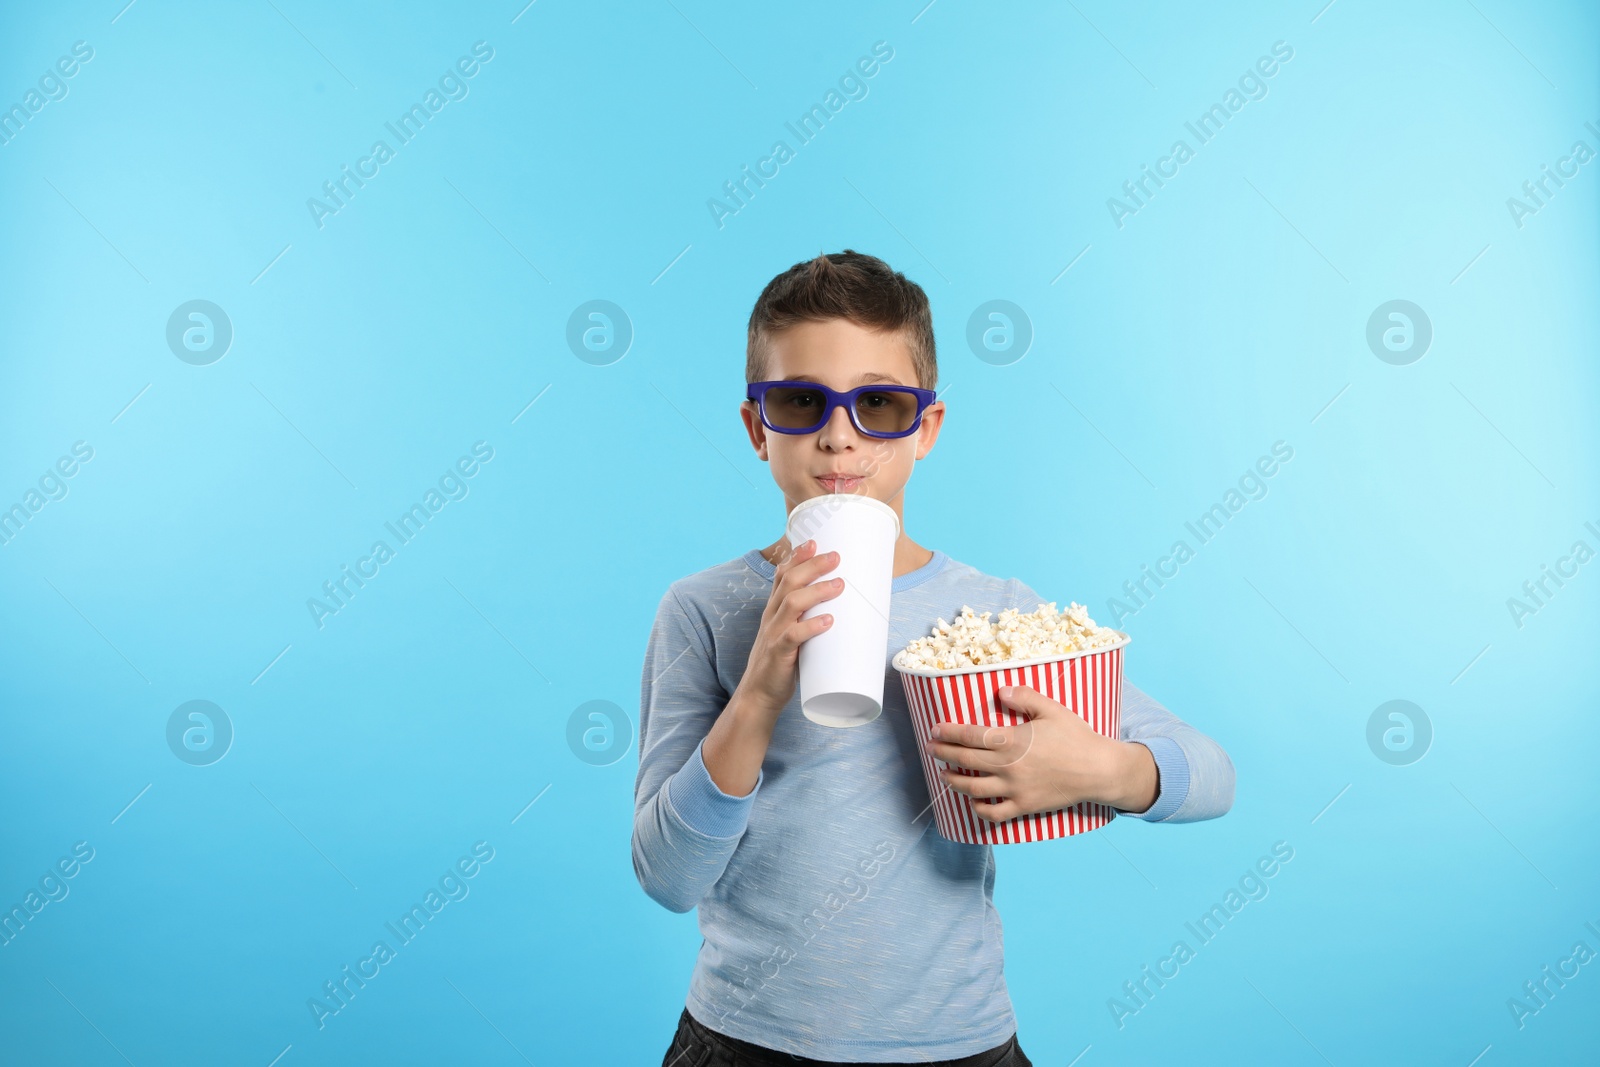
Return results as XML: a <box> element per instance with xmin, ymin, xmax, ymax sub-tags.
<box><xmin>785</xmin><ymin>492</ymin><xmax>901</xmax><ymax>539</ymax></box>
<box><xmin>891</xmin><ymin>630</ymin><xmax>1131</xmax><ymax>678</ymax></box>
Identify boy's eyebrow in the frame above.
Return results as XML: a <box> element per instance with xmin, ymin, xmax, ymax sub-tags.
<box><xmin>774</xmin><ymin>372</ymin><xmax>907</xmax><ymax>386</ymax></box>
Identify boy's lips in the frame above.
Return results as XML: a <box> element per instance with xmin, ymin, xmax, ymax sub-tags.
<box><xmin>816</xmin><ymin>475</ymin><xmax>863</xmax><ymax>492</ymax></box>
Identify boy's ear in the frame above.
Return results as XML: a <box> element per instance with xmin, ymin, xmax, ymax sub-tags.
<box><xmin>913</xmin><ymin>400</ymin><xmax>945</xmax><ymax>461</ymax></box>
<box><xmin>740</xmin><ymin>400</ymin><xmax>769</xmax><ymax>461</ymax></box>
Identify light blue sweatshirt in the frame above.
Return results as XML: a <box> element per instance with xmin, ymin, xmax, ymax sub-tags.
<box><xmin>633</xmin><ymin>548</ymin><xmax>1235</xmax><ymax>1062</ymax></box>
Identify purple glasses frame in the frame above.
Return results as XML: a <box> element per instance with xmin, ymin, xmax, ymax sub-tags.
<box><xmin>745</xmin><ymin>380</ymin><xmax>939</xmax><ymax>440</ymax></box>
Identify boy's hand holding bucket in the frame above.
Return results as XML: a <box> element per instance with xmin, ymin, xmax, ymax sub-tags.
<box><xmin>926</xmin><ymin>684</ymin><xmax>1159</xmax><ymax>826</ymax></box>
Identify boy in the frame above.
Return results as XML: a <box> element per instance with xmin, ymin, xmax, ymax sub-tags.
<box><xmin>636</xmin><ymin>250</ymin><xmax>1234</xmax><ymax>1066</ymax></box>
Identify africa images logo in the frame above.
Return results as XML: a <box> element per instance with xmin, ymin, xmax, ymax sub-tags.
<box><xmin>306</xmin><ymin>42</ymin><xmax>495</xmax><ymax>229</ymax></box>
<box><xmin>706</xmin><ymin>41</ymin><xmax>894</xmax><ymax>229</ymax></box>
<box><xmin>1106</xmin><ymin>41</ymin><xmax>1294</xmax><ymax>229</ymax></box>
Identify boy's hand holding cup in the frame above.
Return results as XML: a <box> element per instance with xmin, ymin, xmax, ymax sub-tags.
<box><xmin>734</xmin><ymin>538</ymin><xmax>845</xmax><ymax>720</ymax></box>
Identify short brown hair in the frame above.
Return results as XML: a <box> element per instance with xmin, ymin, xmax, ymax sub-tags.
<box><xmin>745</xmin><ymin>249</ymin><xmax>937</xmax><ymax>391</ymax></box>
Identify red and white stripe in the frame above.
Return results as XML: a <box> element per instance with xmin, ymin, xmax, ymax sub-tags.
<box><xmin>898</xmin><ymin>642</ymin><xmax>1125</xmax><ymax>845</ymax></box>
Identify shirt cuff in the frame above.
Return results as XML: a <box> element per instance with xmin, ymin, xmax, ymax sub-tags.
<box><xmin>1117</xmin><ymin>736</ymin><xmax>1189</xmax><ymax>822</ymax></box>
<box><xmin>665</xmin><ymin>737</ymin><xmax>764</xmax><ymax>839</ymax></box>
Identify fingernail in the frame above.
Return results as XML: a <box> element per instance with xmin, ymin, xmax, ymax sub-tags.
<box><xmin>930</xmin><ymin>724</ymin><xmax>942</xmax><ymax>739</ymax></box>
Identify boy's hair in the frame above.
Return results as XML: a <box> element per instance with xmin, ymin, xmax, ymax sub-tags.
<box><xmin>745</xmin><ymin>249</ymin><xmax>937</xmax><ymax>391</ymax></box>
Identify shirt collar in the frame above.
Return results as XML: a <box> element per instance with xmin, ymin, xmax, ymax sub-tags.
<box><xmin>741</xmin><ymin>547</ymin><xmax>949</xmax><ymax>593</ymax></box>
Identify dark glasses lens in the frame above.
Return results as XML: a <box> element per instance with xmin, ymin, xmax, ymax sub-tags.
<box><xmin>762</xmin><ymin>386</ymin><xmax>920</xmax><ymax>436</ymax></box>
<box><xmin>763</xmin><ymin>385</ymin><xmax>829</xmax><ymax>429</ymax></box>
<box><xmin>855</xmin><ymin>389</ymin><xmax>919</xmax><ymax>434</ymax></box>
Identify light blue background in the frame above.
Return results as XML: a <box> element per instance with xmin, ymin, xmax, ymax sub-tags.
<box><xmin>2</xmin><ymin>1</ymin><xmax>1596</xmax><ymax>1064</ymax></box>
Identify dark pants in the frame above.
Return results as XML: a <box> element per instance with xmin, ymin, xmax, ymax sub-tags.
<box><xmin>659</xmin><ymin>1007</ymin><xmax>1034</xmax><ymax>1067</ymax></box>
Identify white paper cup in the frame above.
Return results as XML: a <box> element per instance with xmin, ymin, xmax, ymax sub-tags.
<box><xmin>784</xmin><ymin>493</ymin><xmax>900</xmax><ymax>728</ymax></box>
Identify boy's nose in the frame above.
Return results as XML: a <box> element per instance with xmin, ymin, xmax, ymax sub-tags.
<box><xmin>818</xmin><ymin>403</ymin><xmax>858</xmax><ymax>448</ymax></box>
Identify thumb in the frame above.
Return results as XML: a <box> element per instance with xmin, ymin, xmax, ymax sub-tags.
<box><xmin>997</xmin><ymin>685</ymin><xmax>1060</xmax><ymax>719</ymax></box>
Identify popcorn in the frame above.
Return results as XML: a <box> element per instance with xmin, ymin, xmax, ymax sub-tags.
<box><xmin>894</xmin><ymin>601</ymin><xmax>1120</xmax><ymax>671</ymax></box>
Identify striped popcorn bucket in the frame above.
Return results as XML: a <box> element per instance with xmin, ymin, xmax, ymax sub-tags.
<box><xmin>894</xmin><ymin>634</ymin><xmax>1130</xmax><ymax>845</ymax></box>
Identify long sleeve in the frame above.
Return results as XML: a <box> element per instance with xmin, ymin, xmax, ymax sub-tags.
<box><xmin>1115</xmin><ymin>679</ymin><xmax>1235</xmax><ymax>822</ymax></box>
<box><xmin>632</xmin><ymin>586</ymin><xmax>765</xmax><ymax>913</ymax></box>
<box><xmin>1008</xmin><ymin>579</ymin><xmax>1235</xmax><ymax>823</ymax></box>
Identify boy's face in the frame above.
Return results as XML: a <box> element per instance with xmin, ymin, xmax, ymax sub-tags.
<box><xmin>739</xmin><ymin>317</ymin><xmax>945</xmax><ymax>522</ymax></box>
